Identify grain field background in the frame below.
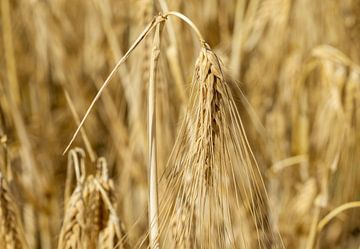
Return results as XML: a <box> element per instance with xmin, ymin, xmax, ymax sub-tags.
<box><xmin>0</xmin><ymin>0</ymin><xmax>359</xmax><ymax>248</ymax></box>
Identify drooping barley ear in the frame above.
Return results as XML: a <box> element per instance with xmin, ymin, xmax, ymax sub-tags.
<box><xmin>0</xmin><ymin>172</ymin><xmax>29</xmax><ymax>249</ymax></box>
<box><xmin>58</xmin><ymin>149</ymin><xmax>87</xmax><ymax>249</ymax></box>
<box><xmin>98</xmin><ymin>213</ymin><xmax>129</xmax><ymax>249</ymax></box>
<box><xmin>82</xmin><ymin>176</ymin><xmax>101</xmax><ymax>249</ymax></box>
<box><xmin>95</xmin><ymin>179</ymin><xmax>130</xmax><ymax>249</ymax></box>
<box><xmin>82</xmin><ymin>158</ymin><xmax>114</xmax><ymax>248</ymax></box>
<box><xmin>57</xmin><ymin>183</ymin><xmax>86</xmax><ymax>249</ymax></box>
<box><xmin>158</xmin><ymin>43</ymin><xmax>284</xmax><ymax>249</ymax></box>
<box><xmin>171</xmin><ymin>198</ymin><xmax>195</xmax><ymax>249</ymax></box>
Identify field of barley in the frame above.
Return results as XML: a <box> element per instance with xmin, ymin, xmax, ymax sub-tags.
<box><xmin>0</xmin><ymin>0</ymin><xmax>359</xmax><ymax>248</ymax></box>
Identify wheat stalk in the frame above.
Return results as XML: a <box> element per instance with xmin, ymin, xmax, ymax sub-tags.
<box><xmin>147</xmin><ymin>20</ymin><xmax>164</xmax><ymax>249</ymax></box>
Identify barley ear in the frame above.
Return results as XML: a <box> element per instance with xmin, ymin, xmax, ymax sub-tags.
<box><xmin>58</xmin><ymin>149</ymin><xmax>87</xmax><ymax>249</ymax></box>
<box><xmin>95</xmin><ymin>179</ymin><xmax>130</xmax><ymax>249</ymax></box>
<box><xmin>0</xmin><ymin>172</ymin><xmax>29</xmax><ymax>249</ymax></box>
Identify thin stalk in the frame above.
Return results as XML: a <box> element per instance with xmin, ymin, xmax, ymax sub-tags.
<box><xmin>158</xmin><ymin>0</ymin><xmax>186</xmax><ymax>103</ymax></box>
<box><xmin>317</xmin><ymin>201</ymin><xmax>360</xmax><ymax>232</ymax></box>
<box><xmin>148</xmin><ymin>22</ymin><xmax>164</xmax><ymax>249</ymax></box>
<box><xmin>306</xmin><ymin>204</ymin><xmax>321</xmax><ymax>249</ymax></box>
<box><xmin>63</xmin><ymin>89</ymin><xmax>97</xmax><ymax>162</ymax></box>
<box><xmin>164</xmin><ymin>11</ymin><xmax>205</xmax><ymax>44</ymax></box>
<box><xmin>63</xmin><ymin>15</ymin><xmax>165</xmax><ymax>154</ymax></box>
<box><xmin>230</xmin><ymin>0</ymin><xmax>245</xmax><ymax>78</ymax></box>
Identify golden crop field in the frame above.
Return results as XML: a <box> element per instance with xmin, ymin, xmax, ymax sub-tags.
<box><xmin>0</xmin><ymin>0</ymin><xmax>359</xmax><ymax>248</ymax></box>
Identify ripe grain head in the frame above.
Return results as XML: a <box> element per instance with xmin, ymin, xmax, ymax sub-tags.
<box><xmin>0</xmin><ymin>172</ymin><xmax>28</xmax><ymax>249</ymax></box>
<box><xmin>156</xmin><ymin>44</ymin><xmax>284</xmax><ymax>249</ymax></box>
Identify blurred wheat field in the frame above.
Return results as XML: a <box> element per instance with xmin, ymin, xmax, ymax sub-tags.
<box><xmin>0</xmin><ymin>0</ymin><xmax>359</xmax><ymax>248</ymax></box>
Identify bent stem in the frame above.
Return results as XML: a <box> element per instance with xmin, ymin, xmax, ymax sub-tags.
<box><xmin>164</xmin><ymin>11</ymin><xmax>205</xmax><ymax>44</ymax></box>
<box><xmin>64</xmin><ymin>148</ymin><xmax>85</xmax><ymax>207</ymax></box>
<box><xmin>148</xmin><ymin>22</ymin><xmax>164</xmax><ymax>249</ymax></box>
<box><xmin>317</xmin><ymin>201</ymin><xmax>360</xmax><ymax>232</ymax></box>
<box><xmin>63</xmin><ymin>11</ymin><xmax>205</xmax><ymax>154</ymax></box>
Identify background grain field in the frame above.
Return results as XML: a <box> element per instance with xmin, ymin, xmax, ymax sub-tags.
<box><xmin>0</xmin><ymin>0</ymin><xmax>359</xmax><ymax>248</ymax></box>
